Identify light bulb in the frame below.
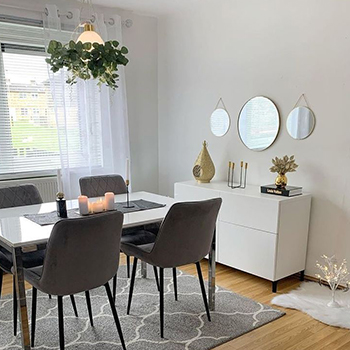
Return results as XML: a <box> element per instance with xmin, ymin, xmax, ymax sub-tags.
<box><xmin>77</xmin><ymin>23</ymin><xmax>104</xmax><ymax>45</ymax></box>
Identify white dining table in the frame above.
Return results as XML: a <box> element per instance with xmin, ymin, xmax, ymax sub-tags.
<box><xmin>0</xmin><ymin>191</ymin><xmax>217</xmax><ymax>350</ymax></box>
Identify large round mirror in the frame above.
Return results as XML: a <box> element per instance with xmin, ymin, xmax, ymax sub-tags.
<box><xmin>286</xmin><ymin>106</ymin><xmax>315</xmax><ymax>140</ymax></box>
<box><xmin>210</xmin><ymin>108</ymin><xmax>230</xmax><ymax>137</ymax></box>
<box><xmin>238</xmin><ymin>96</ymin><xmax>280</xmax><ymax>151</ymax></box>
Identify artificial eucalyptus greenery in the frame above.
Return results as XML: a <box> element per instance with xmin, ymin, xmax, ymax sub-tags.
<box><xmin>46</xmin><ymin>40</ymin><xmax>129</xmax><ymax>90</ymax></box>
<box><xmin>270</xmin><ymin>155</ymin><xmax>298</xmax><ymax>175</ymax></box>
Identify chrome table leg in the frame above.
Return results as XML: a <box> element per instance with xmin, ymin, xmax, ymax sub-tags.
<box><xmin>13</xmin><ymin>247</ymin><xmax>31</xmax><ymax>349</ymax></box>
<box><xmin>208</xmin><ymin>228</ymin><xmax>216</xmax><ymax>311</ymax></box>
<box><xmin>141</xmin><ymin>261</ymin><xmax>147</xmax><ymax>278</ymax></box>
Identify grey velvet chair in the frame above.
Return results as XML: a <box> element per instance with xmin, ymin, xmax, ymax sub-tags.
<box><xmin>25</xmin><ymin>211</ymin><xmax>126</xmax><ymax>350</ymax></box>
<box><xmin>79</xmin><ymin>174</ymin><xmax>158</xmax><ymax>289</ymax></box>
<box><xmin>0</xmin><ymin>184</ymin><xmax>43</xmax><ymax>208</ymax></box>
<box><xmin>121</xmin><ymin>198</ymin><xmax>222</xmax><ymax>338</ymax></box>
<box><xmin>79</xmin><ymin>174</ymin><xmax>128</xmax><ymax>197</ymax></box>
<box><xmin>0</xmin><ymin>185</ymin><xmax>45</xmax><ymax>336</ymax></box>
<box><xmin>0</xmin><ymin>185</ymin><xmax>79</xmax><ymax>336</ymax></box>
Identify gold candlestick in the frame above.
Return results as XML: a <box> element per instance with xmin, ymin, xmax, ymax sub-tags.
<box><xmin>239</xmin><ymin>161</ymin><xmax>243</xmax><ymax>186</ymax></box>
<box><xmin>227</xmin><ymin>161</ymin><xmax>231</xmax><ymax>187</ymax></box>
<box><xmin>230</xmin><ymin>162</ymin><xmax>235</xmax><ymax>187</ymax></box>
<box><xmin>240</xmin><ymin>162</ymin><xmax>248</xmax><ymax>189</ymax></box>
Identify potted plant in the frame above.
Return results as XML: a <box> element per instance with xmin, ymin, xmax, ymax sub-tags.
<box><xmin>270</xmin><ymin>155</ymin><xmax>298</xmax><ymax>188</ymax></box>
<box><xmin>46</xmin><ymin>39</ymin><xmax>129</xmax><ymax>90</ymax></box>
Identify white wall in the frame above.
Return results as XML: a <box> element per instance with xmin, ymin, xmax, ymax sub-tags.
<box><xmin>0</xmin><ymin>0</ymin><xmax>159</xmax><ymax>193</ymax></box>
<box><xmin>123</xmin><ymin>12</ymin><xmax>158</xmax><ymax>193</ymax></box>
<box><xmin>158</xmin><ymin>0</ymin><xmax>350</xmax><ymax>276</ymax></box>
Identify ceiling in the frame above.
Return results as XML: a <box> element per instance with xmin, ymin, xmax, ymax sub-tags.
<box><xmin>92</xmin><ymin>0</ymin><xmax>197</xmax><ymax>15</ymax></box>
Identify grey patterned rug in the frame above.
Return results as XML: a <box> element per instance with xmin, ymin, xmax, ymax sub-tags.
<box><xmin>0</xmin><ymin>265</ymin><xmax>284</xmax><ymax>349</ymax></box>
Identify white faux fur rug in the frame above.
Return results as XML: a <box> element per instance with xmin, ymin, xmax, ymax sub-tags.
<box><xmin>271</xmin><ymin>282</ymin><xmax>350</xmax><ymax>329</ymax></box>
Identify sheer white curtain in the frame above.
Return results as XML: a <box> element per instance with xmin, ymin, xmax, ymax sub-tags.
<box><xmin>43</xmin><ymin>5</ymin><xmax>130</xmax><ymax>199</ymax></box>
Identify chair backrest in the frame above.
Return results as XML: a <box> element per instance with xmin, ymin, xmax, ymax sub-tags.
<box><xmin>149</xmin><ymin>198</ymin><xmax>222</xmax><ymax>268</ymax></box>
<box><xmin>0</xmin><ymin>184</ymin><xmax>43</xmax><ymax>209</ymax></box>
<box><xmin>39</xmin><ymin>211</ymin><xmax>123</xmax><ymax>296</ymax></box>
<box><xmin>79</xmin><ymin>174</ymin><xmax>127</xmax><ymax>197</ymax></box>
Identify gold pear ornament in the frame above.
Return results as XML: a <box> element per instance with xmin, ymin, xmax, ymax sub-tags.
<box><xmin>193</xmin><ymin>140</ymin><xmax>215</xmax><ymax>183</ymax></box>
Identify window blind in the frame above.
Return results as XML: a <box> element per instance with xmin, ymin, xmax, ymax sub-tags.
<box><xmin>0</xmin><ymin>20</ymin><xmax>102</xmax><ymax>178</ymax></box>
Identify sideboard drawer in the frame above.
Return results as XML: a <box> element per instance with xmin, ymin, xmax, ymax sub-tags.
<box><xmin>220</xmin><ymin>192</ymin><xmax>279</xmax><ymax>233</ymax></box>
<box><xmin>217</xmin><ymin>221</ymin><xmax>276</xmax><ymax>280</ymax></box>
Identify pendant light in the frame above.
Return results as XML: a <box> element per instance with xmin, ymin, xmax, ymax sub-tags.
<box><xmin>76</xmin><ymin>0</ymin><xmax>104</xmax><ymax>45</ymax></box>
<box><xmin>77</xmin><ymin>22</ymin><xmax>104</xmax><ymax>45</ymax></box>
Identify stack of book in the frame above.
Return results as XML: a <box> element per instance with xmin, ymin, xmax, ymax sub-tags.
<box><xmin>261</xmin><ymin>184</ymin><xmax>302</xmax><ymax>197</ymax></box>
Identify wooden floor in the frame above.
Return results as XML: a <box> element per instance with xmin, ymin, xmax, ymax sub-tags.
<box><xmin>2</xmin><ymin>255</ymin><xmax>350</xmax><ymax>350</ymax></box>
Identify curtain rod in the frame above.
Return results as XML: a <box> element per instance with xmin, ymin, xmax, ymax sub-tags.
<box><xmin>0</xmin><ymin>3</ymin><xmax>133</xmax><ymax>28</ymax></box>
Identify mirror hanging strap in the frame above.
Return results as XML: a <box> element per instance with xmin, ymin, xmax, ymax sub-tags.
<box><xmin>293</xmin><ymin>93</ymin><xmax>311</xmax><ymax>109</ymax></box>
<box><xmin>215</xmin><ymin>97</ymin><xmax>228</xmax><ymax>111</ymax></box>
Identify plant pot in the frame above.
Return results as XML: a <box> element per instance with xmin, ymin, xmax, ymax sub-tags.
<box><xmin>275</xmin><ymin>174</ymin><xmax>287</xmax><ymax>188</ymax></box>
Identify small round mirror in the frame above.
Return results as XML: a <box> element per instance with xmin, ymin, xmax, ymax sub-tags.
<box><xmin>286</xmin><ymin>106</ymin><xmax>315</xmax><ymax>140</ymax></box>
<box><xmin>210</xmin><ymin>108</ymin><xmax>230</xmax><ymax>137</ymax></box>
<box><xmin>238</xmin><ymin>96</ymin><xmax>280</xmax><ymax>151</ymax></box>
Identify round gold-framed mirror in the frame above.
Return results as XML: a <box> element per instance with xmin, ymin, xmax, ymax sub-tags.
<box><xmin>286</xmin><ymin>106</ymin><xmax>315</xmax><ymax>140</ymax></box>
<box><xmin>210</xmin><ymin>108</ymin><xmax>230</xmax><ymax>137</ymax></box>
<box><xmin>238</xmin><ymin>96</ymin><xmax>280</xmax><ymax>151</ymax></box>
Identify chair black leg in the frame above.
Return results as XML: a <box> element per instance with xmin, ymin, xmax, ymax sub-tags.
<box><xmin>31</xmin><ymin>287</ymin><xmax>37</xmax><ymax>347</ymax></box>
<box><xmin>196</xmin><ymin>262</ymin><xmax>211</xmax><ymax>322</ymax></box>
<box><xmin>153</xmin><ymin>266</ymin><xmax>160</xmax><ymax>292</ymax></box>
<box><xmin>13</xmin><ymin>275</ymin><xmax>18</xmax><ymax>336</ymax></box>
<box><xmin>104</xmin><ymin>283</ymin><xmax>126</xmax><ymax>350</ymax></box>
<box><xmin>0</xmin><ymin>269</ymin><xmax>3</xmax><ymax>299</ymax></box>
<box><xmin>300</xmin><ymin>270</ymin><xmax>305</xmax><ymax>281</ymax></box>
<box><xmin>85</xmin><ymin>291</ymin><xmax>94</xmax><ymax>327</ymax></box>
<box><xmin>127</xmin><ymin>257</ymin><xmax>138</xmax><ymax>315</ymax></box>
<box><xmin>113</xmin><ymin>275</ymin><xmax>117</xmax><ymax>303</ymax></box>
<box><xmin>126</xmin><ymin>255</ymin><xmax>130</xmax><ymax>278</ymax></box>
<box><xmin>49</xmin><ymin>294</ymin><xmax>52</xmax><ymax>299</ymax></box>
<box><xmin>70</xmin><ymin>295</ymin><xmax>78</xmax><ymax>317</ymax></box>
<box><xmin>172</xmin><ymin>268</ymin><xmax>178</xmax><ymax>301</ymax></box>
<box><xmin>57</xmin><ymin>296</ymin><xmax>65</xmax><ymax>350</ymax></box>
<box><xmin>160</xmin><ymin>267</ymin><xmax>164</xmax><ymax>338</ymax></box>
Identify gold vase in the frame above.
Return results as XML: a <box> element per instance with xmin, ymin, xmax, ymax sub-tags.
<box><xmin>193</xmin><ymin>141</ymin><xmax>215</xmax><ymax>183</ymax></box>
<box><xmin>275</xmin><ymin>173</ymin><xmax>287</xmax><ymax>188</ymax></box>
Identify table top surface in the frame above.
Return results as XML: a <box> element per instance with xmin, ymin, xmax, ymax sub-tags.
<box><xmin>0</xmin><ymin>191</ymin><xmax>176</xmax><ymax>249</ymax></box>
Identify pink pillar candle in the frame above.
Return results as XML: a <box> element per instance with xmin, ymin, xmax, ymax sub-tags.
<box><xmin>91</xmin><ymin>199</ymin><xmax>104</xmax><ymax>213</ymax></box>
<box><xmin>105</xmin><ymin>192</ymin><xmax>115</xmax><ymax>211</ymax></box>
<box><xmin>78</xmin><ymin>195</ymin><xmax>89</xmax><ymax>215</ymax></box>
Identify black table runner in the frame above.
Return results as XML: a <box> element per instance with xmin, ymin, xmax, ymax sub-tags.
<box><xmin>24</xmin><ymin>199</ymin><xmax>166</xmax><ymax>226</ymax></box>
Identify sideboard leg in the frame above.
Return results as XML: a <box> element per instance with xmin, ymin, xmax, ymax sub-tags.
<box><xmin>300</xmin><ymin>270</ymin><xmax>305</xmax><ymax>281</ymax></box>
<box><xmin>272</xmin><ymin>281</ymin><xmax>278</xmax><ymax>293</ymax></box>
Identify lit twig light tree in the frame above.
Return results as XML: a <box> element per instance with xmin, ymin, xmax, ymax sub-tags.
<box><xmin>315</xmin><ymin>255</ymin><xmax>350</xmax><ymax>308</ymax></box>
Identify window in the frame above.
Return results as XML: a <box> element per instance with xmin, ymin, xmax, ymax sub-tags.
<box><xmin>0</xmin><ymin>20</ymin><xmax>102</xmax><ymax>179</ymax></box>
<box><xmin>20</xmin><ymin>108</ymin><xmax>28</xmax><ymax>116</ymax></box>
<box><xmin>0</xmin><ymin>46</ymin><xmax>61</xmax><ymax>175</ymax></box>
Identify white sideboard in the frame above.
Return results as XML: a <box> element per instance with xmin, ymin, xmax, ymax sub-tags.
<box><xmin>174</xmin><ymin>180</ymin><xmax>312</xmax><ymax>292</ymax></box>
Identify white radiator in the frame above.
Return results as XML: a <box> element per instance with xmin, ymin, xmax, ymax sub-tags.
<box><xmin>0</xmin><ymin>177</ymin><xmax>58</xmax><ymax>203</ymax></box>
